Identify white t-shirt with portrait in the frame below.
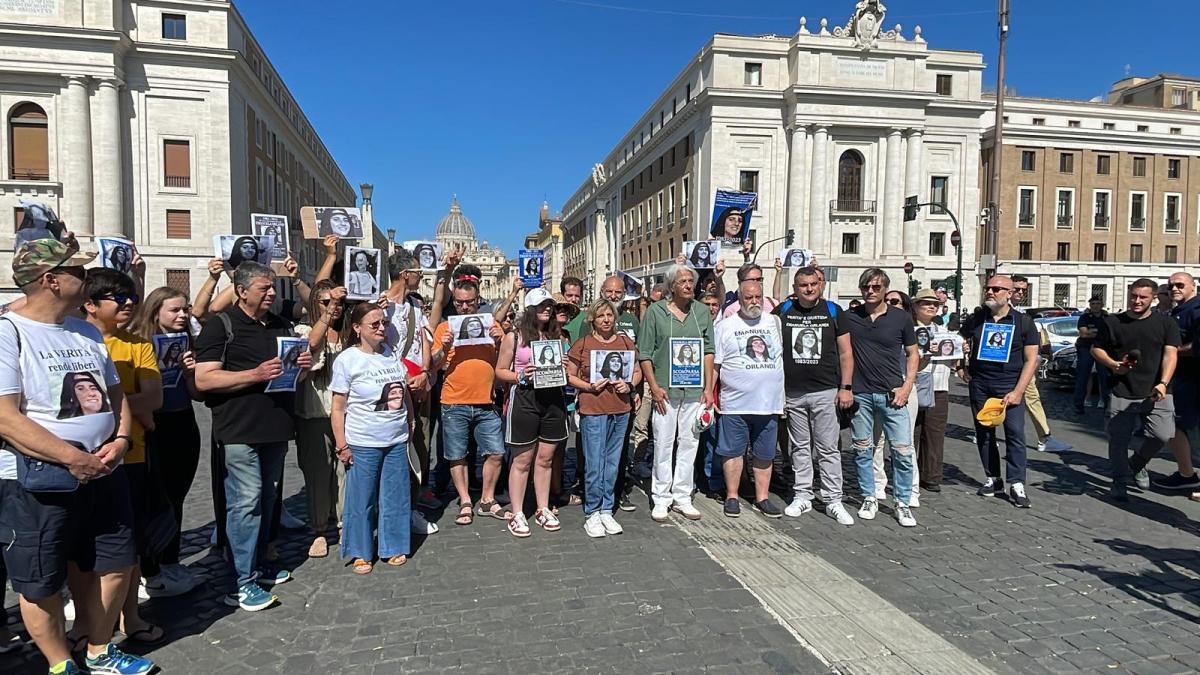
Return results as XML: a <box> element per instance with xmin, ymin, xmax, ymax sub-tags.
<box><xmin>385</xmin><ymin>300</ymin><xmax>427</xmax><ymax>367</ymax></box>
<box><xmin>0</xmin><ymin>314</ymin><xmax>121</xmax><ymax>479</ymax></box>
<box><xmin>330</xmin><ymin>344</ymin><xmax>410</xmax><ymax>448</ymax></box>
<box><xmin>713</xmin><ymin>311</ymin><xmax>785</xmax><ymax>415</ymax></box>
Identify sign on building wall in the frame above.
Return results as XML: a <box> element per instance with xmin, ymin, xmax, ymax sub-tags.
<box><xmin>835</xmin><ymin>57</ymin><xmax>887</xmax><ymax>83</ymax></box>
<box><xmin>0</xmin><ymin>0</ymin><xmax>58</xmax><ymax>15</ymax></box>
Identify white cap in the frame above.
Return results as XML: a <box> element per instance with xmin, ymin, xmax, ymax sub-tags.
<box><xmin>524</xmin><ymin>288</ymin><xmax>553</xmax><ymax>308</ymax></box>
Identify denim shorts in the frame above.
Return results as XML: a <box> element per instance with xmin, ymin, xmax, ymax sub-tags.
<box><xmin>716</xmin><ymin>414</ymin><xmax>779</xmax><ymax>461</ymax></box>
<box><xmin>441</xmin><ymin>404</ymin><xmax>505</xmax><ymax>461</ymax></box>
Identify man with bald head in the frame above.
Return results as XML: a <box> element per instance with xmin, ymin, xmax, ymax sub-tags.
<box><xmin>1154</xmin><ymin>272</ymin><xmax>1200</xmax><ymax>491</ymax></box>
<box><xmin>959</xmin><ymin>275</ymin><xmax>1041</xmax><ymax>508</ymax></box>
<box><xmin>599</xmin><ymin>274</ymin><xmax>649</xmax><ymax>511</ymax></box>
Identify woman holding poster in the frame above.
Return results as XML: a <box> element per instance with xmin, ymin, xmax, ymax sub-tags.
<box><xmin>129</xmin><ymin>286</ymin><xmax>205</xmax><ymax>594</ymax></box>
<box><xmin>910</xmin><ymin>289</ymin><xmax>952</xmax><ymax>496</ymax></box>
<box><xmin>566</xmin><ymin>300</ymin><xmax>641</xmax><ymax>538</ymax></box>
<box><xmin>495</xmin><ymin>289</ymin><xmax>569</xmax><ymax>537</ymax></box>
<box><xmin>331</xmin><ymin>302</ymin><xmax>413</xmax><ymax>574</ymax></box>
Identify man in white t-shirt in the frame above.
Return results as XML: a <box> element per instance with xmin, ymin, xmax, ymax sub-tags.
<box><xmin>714</xmin><ymin>280</ymin><xmax>785</xmax><ymax>519</ymax></box>
<box><xmin>0</xmin><ymin>238</ymin><xmax>153</xmax><ymax>674</ymax></box>
<box><xmin>384</xmin><ymin>246</ymin><xmax>439</xmax><ymax>534</ymax></box>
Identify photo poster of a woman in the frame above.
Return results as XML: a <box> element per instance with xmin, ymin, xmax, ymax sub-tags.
<box><xmin>56</xmin><ymin>370</ymin><xmax>112</xmax><ymax>420</ymax></box>
<box><xmin>152</xmin><ymin>333</ymin><xmax>189</xmax><ymax>388</ymax></box>
<box><xmin>778</xmin><ymin>248</ymin><xmax>814</xmax><ymax>268</ymax></box>
<box><xmin>684</xmin><ymin>240</ymin><xmax>718</xmax><ymax>269</ymax></box>
<box><xmin>300</xmin><ymin>206</ymin><xmax>364</xmax><ymax>240</ymax></box>
<box><xmin>97</xmin><ymin>236</ymin><xmax>135</xmax><ymax>275</ymax></box>
<box><xmin>344</xmin><ymin>246</ymin><xmax>382</xmax><ymax>301</ymax></box>
<box><xmin>669</xmin><ymin>337</ymin><xmax>703</xmax><ymax>388</ymax></box>
<box><xmin>930</xmin><ymin>332</ymin><xmax>965</xmax><ymax>361</ymax></box>
<box><xmin>589</xmin><ymin>350</ymin><xmax>634</xmax><ymax>384</ymax></box>
<box><xmin>15</xmin><ymin>200</ymin><xmax>67</xmax><ymax>248</ymax></box>
<box><xmin>403</xmin><ymin>240</ymin><xmax>445</xmax><ymax>272</ymax></box>
<box><xmin>617</xmin><ymin>270</ymin><xmax>643</xmax><ymax>301</ymax></box>
<box><xmin>448</xmin><ymin>313</ymin><xmax>494</xmax><ymax>347</ymax></box>
<box><xmin>519</xmin><ymin>249</ymin><xmax>544</xmax><ymax>289</ymax></box>
<box><xmin>265</xmin><ymin>337</ymin><xmax>309</xmax><ymax>393</ymax></box>
<box><xmin>373</xmin><ymin>381</ymin><xmax>407</xmax><ymax>412</ymax></box>
<box><xmin>977</xmin><ymin>323</ymin><xmax>1015</xmax><ymax>363</ymax></box>
<box><xmin>531</xmin><ymin>339</ymin><xmax>567</xmax><ymax>389</ymax></box>
<box><xmin>709</xmin><ymin>189</ymin><xmax>757</xmax><ymax>246</ymax></box>
<box><xmin>213</xmin><ymin>234</ymin><xmax>273</xmax><ymax>271</ymax></box>
<box><xmin>790</xmin><ymin>327</ymin><xmax>822</xmax><ymax>363</ymax></box>
<box><xmin>251</xmin><ymin>213</ymin><xmax>291</xmax><ymax>265</ymax></box>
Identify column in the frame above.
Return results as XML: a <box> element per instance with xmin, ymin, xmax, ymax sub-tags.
<box><xmin>92</xmin><ymin>78</ymin><xmax>123</xmax><ymax>236</ymax></box>
<box><xmin>807</xmin><ymin>125</ymin><xmax>828</xmax><ymax>257</ymax></box>
<box><xmin>902</xmin><ymin>129</ymin><xmax>923</xmax><ymax>256</ymax></box>
<box><xmin>62</xmin><ymin>76</ymin><xmax>94</xmax><ymax>235</ymax></box>
<box><xmin>786</xmin><ymin>125</ymin><xmax>808</xmax><ymax>245</ymax></box>
<box><xmin>882</xmin><ymin>128</ymin><xmax>904</xmax><ymax>256</ymax></box>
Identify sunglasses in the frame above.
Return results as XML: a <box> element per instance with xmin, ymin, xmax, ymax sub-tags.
<box><xmin>860</xmin><ymin>284</ymin><xmax>884</xmax><ymax>291</ymax></box>
<box><xmin>452</xmin><ymin>298</ymin><xmax>479</xmax><ymax>307</ymax></box>
<box><xmin>1171</xmin><ymin>282</ymin><xmax>1188</xmax><ymax>289</ymax></box>
<box><xmin>319</xmin><ymin>298</ymin><xmax>343</xmax><ymax>306</ymax></box>
<box><xmin>96</xmin><ymin>293</ymin><xmax>140</xmax><ymax>305</ymax></box>
<box><xmin>985</xmin><ymin>286</ymin><xmax>1011</xmax><ymax>293</ymax></box>
<box><xmin>886</xmin><ymin>298</ymin><xmax>903</xmax><ymax>306</ymax></box>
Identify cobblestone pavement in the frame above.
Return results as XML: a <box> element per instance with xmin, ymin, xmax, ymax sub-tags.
<box><xmin>3</xmin><ymin>379</ymin><xmax>1200</xmax><ymax>674</ymax></box>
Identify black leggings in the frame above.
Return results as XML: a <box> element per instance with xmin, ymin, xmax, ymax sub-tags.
<box><xmin>146</xmin><ymin>408</ymin><xmax>201</xmax><ymax>568</ymax></box>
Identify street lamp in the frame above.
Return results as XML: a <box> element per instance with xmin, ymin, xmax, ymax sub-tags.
<box><xmin>904</xmin><ymin>195</ymin><xmax>963</xmax><ymax>318</ymax></box>
<box><xmin>360</xmin><ymin>183</ymin><xmax>374</xmax><ymax>203</ymax></box>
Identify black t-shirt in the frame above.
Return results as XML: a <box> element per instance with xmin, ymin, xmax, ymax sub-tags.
<box><xmin>1095</xmin><ymin>311</ymin><xmax>1181</xmax><ymax>399</ymax></box>
<box><xmin>1171</xmin><ymin>296</ymin><xmax>1200</xmax><ymax>378</ymax></box>
<box><xmin>959</xmin><ymin>306</ymin><xmax>1039</xmax><ymax>381</ymax></box>
<box><xmin>774</xmin><ymin>299</ymin><xmax>845</xmax><ymax>395</ymax></box>
<box><xmin>195</xmin><ymin>306</ymin><xmax>297</xmax><ymax>445</ymax></box>
<box><xmin>839</xmin><ymin>304</ymin><xmax>916</xmax><ymax>393</ymax></box>
<box><xmin>1076</xmin><ymin>310</ymin><xmax>1107</xmax><ymax>348</ymax></box>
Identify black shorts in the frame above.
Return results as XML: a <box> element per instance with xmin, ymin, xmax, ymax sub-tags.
<box><xmin>505</xmin><ymin>386</ymin><xmax>569</xmax><ymax>446</ymax></box>
<box><xmin>0</xmin><ymin>470</ymin><xmax>137</xmax><ymax>600</ymax></box>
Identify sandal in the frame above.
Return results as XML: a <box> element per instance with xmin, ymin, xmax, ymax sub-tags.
<box><xmin>455</xmin><ymin>503</ymin><xmax>474</xmax><ymax>525</ymax></box>
<box><xmin>124</xmin><ymin>624</ymin><xmax>165</xmax><ymax>646</ymax></box>
<box><xmin>385</xmin><ymin>555</ymin><xmax>407</xmax><ymax>566</ymax></box>
<box><xmin>308</xmin><ymin>536</ymin><xmax>328</xmax><ymax>558</ymax></box>
<box><xmin>351</xmin><ymin>558</ymin><xmax>373</xmax><ymax>575</ymax></box>
<box><xmin>476</xmin><ymin>500</ymin><xmax>506</xmax><ymax>520</ymax></box>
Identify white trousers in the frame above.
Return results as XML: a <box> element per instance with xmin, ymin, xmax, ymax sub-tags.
<box><xmin>872</xmin><ymin>392</ymin><xmax>921</xmax><ymax>501</ymax></box>
<box><xmin>650</xmin><ymin>394</ymin><xmax>703</xmax><ymax>506</ymax></box>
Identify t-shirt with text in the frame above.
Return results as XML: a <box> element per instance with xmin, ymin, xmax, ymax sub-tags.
<box><xmin>0</xmin><ymin>315</ymin><xmax>120</xmax><ymax>479</ymax></box>
<box><xmin>774</xmin><ymin>299</ymin><xmax>845</xmax><ymax>396</ymax></box>
<box><xmin>713</xmin><ymin>312</ymin><xmax>784</xmax><ymax>415</ymax></box>
<box><xmin>330</xmin><ymin>345</ymin><xmax>410</xmax><ymax>447</ymax></box>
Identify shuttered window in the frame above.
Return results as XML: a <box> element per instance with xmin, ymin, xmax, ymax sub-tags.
<box><xmin>164</xmin><ymin>140</ymin><xmax>190</xmax><ymax>188</ymax></box>
<box><xmin>9</xmin><ymin>103</ymin><xmax>48</xmax><ymax>181</ymax></box>
<box><xmin>165</xmin><ymin>269</ymin><xmax>190</xmax><ymax>294</ymax></box>
<box><xmin>166</xmin><ymin>210</ymin><xmax>191</xmax><ymax>239</ymax></box>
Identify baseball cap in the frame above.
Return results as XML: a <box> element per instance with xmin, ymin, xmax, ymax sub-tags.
<box><xmin>524</xmin><ymin>288</ymin><xmax>553</xmax><ymax>308</ymax></box>
<box><xmin>693</xmin><ymin>405</ymin><xmax>715</xmax><ymax>434</ymax></box>
<box><xmin>12</xmin><ymin>238</ymin><xmax>95</xmax><ymax>286</ymax></box>
<box><xmin>912</xmin><ymin>288</ymin><xmax>939</xmax><ymax>303</ymax></box>
<box><xmin>975</xmin><ymin>398</ymin><xmax>1007</xmax><ymax>427</ymax></box>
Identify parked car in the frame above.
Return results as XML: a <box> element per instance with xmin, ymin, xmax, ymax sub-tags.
<box><xmin>1026</xmin><ymin>306</ymin><xmax>1079</xmax><ymax>319</ymax></box>
<box><xmin>1035</xmin><ymin>316</ymin><xmax>1079</xmax><ymax>355</ymax></box>
<box><xmin>1042</xmin><ymin>344</ymin><xmax>1077</xmax><ymax>384</ymax></box>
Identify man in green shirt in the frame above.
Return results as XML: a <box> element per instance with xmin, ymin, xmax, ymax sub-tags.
<box><xmin>561</xmin><ymin>276</ymin><xmax>585</xmax><ymax>340</ymax></box>
<box><xmin>637</xmin><ymin>263</ymin><xmax>715</xmax><ymax>522</ymax></box>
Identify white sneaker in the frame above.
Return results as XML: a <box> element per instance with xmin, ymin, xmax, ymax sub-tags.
<box><xmin>671</xmin><ymin>502</ymin><xmax>702</xmax><ymax>520</ymax></box>
<box><xmin>909</xmin><ymin>494</ymin><xmax>920</xmax><ymax>508</ymax></box>
<box><xmin>584</xmin><ymin>512</ymin><xmax>607</xmax><ymax>538</ymax></box>
<box><xmin>279</xmin><ymin>505</ymin><xmax>306</xmax><ymax>530</ymax></box>
<box><xmin>598</xmin><ymin>512</ymin><xmax>624</xmax><ymax>535</ymax></box>
<box><xmin>826</xmin><ymin>502</ymin><xmax>855</xmax><ymax>526</ymax></box>
<box><xmin>1036</xmin><ymin>440</ymin><xmax>1047</xmax><ymax>452</ymax></box>
<box><xmin>858</xmin><ymin>497</ymin><xmax>878</xmax><ymax>520</ymax></box>
<box><xmin>63</xmin><ymin>596</ymin><xmax>75</xmax><ymax>622</ymax></box>
<box><xmin>895</xmin><ymin>503</ymin><xmax>917</xmax><ymax>527</ymax></box>
<box><xmin>651</xmin><ymin>504</ymin><xmax>670</xmax><ymax>522</ymax></box>
<box><xmin>411</xmin><ymin>510</ymin><xmax>439</xmax><ymax>535</ymax></box>
<box><xmin>784</xmin><ymin>498</ymin><xmax>813</xmax><ymax>518</ymax></box>
<box><xmin>874</xmin><ymin>485</ymin><xmax>887</xmax><ymax>501</ymax></box>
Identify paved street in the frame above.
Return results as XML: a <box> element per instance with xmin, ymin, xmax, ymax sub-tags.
<box><xmin>5</xmin><ymin>379</ymin><xmax>1200</xmax><ymax>674</ymax></box>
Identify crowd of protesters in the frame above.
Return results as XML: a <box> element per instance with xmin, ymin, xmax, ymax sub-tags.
<box><xmin>1</xmin><ymin>227</ymin><xmax>1198</xmax><ymax>674</ymax></box>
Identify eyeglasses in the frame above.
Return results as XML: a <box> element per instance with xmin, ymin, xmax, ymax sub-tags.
<box><xmin>886</xmin><ymin>298</ymin><xmax>903</xmax><ymax>306</ymax></box>
<box><xmin>319</xmin><ymin>298</ymin><xmax>343</xmax><ymax>306</ymax></box>
<box><xmin>860</xmin><ymin>284</ymin><xmax>884</xmax><ymax>291</ymax></box>
<box><xmin>363</xmin><ymin>320</ymin><xmax>385</xmax><ymax>329</ymax></box>
<box><xmin>985</xmin><ymin>286</ymin><xmax>1012</xmax><ymax>293</ymax></box>
<box><xmin>96</xmin><ymin>293</ymin><xmax>139</xmax><ymax>306</ymax></box>
<box><xmin>452</xmin><ymin>298</ymin><xmax>479</xmax><ymax>308</ymax></box>
<box><xmin>743</xmin><ymin>276</ymin><xmax>763</xmax><ymax>283</ymax></box>
<box><xmin>1171</xmin><ymin>282</ymin><xmax>1189</xmax><ymax>289</ymax></box>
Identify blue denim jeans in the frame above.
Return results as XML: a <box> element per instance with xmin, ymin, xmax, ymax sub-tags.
<box><xmin>223</xmin><ymin>442</ymin><xmax>287</xmax><ymax>587</ymax></box>
<box><xmin>1073</xmin><ymin>345</ymin><xmax>1110</xmax><ymax>407</ymax></box>
<box><xmin>701</xmin><ymin>417</ymin><xmax>723</xmax><ymax>493</ymax></box>
<box><xmin>343</xmin><ymin>442</ymin><xmax>412</xmax><ymax>561</ymax></box>
<box><xmin>579</xmin><ymin>413</ymin><xmax>630</xmax><ymax>515</ymax></box>
<box><xmin>849</xmin><ymin>393</ymin><xmax>913</xmax><ymax>503</ymax></box>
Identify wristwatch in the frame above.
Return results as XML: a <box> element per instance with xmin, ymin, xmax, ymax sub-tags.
<box><xmin>840</xmin><ymin>384</ymin><xmax>853</xmax><ymax>391</ymax></box>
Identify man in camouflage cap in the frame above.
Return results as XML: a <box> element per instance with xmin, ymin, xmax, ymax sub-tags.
<box><xmin>0</xmin><ymin>238</ymin><xmax>155</xmax><ymax>674</ymax></box>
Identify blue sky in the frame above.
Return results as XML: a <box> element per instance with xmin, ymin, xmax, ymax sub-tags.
<box><xmin>238</xmin><ymin>0</ymin><xmax>1191</xmax><ymax>258</ymax></box>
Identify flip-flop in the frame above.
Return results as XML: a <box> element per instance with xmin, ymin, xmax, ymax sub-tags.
<box><xmin>124</xmin><ymin>624</ymin><xmax>165</xmax><ymax>645</ymax></box>
<box><xmin>351</xmin><ymin>558</ymin><xmax>373</xmax><ymax>575</ymax></box>
<box><xmin>385</xmin><ymin>555</ymin><xmax>407</xmax><ymax>566</ymax></box>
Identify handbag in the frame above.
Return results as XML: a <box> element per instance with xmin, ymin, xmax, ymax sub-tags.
<box><xmin>915</xmin><ymin>371</ymin><xmax>935</xmax><ymax>409</ymax></box>
<box><xmin>2</xmin><ymin>318</ymin><xmax>81</xmax><ymax>492</ymax></box>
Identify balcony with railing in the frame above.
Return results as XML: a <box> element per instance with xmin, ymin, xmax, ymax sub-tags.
<box><xmin>1093</xmin><ymin>214</ymin><xmax>1110</xmax><ymax>230</ymax></box>
<box><xmin>1018</xmin><ymin>212</ymin><xmax>1036</xmax><ymax>226</ymax></box>
<box><xmin>680</xmin><ymin>203</ymin><xmax>688</xmax><ymax>219</ymax></box>
<box><xmin>1130</xmin><ymin>217</ymin><xmax>1146</xmax><ymax>232</ymax></box>
<box><xmin>10</xmin><ymin>169</ymin><xmax>50</xmax><ymax>181</ymax></box>
<box><xmin>1056</xmin><ymin>214</ymin><xmax>1073</xmax><ymax>229</ymax></box>
<box><xmin>829</xmin><ymin>199</ymin><xmax>877</xmax><ymax>215</ymax></box>
<box><xmin>165</xmin><ymin>175</ymin><xmax>191</xmax><ymax>188</ymax></box>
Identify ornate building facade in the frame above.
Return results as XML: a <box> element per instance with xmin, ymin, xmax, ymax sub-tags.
<box><xmin>420</xmin><ymin>197</ymin><xmax>508</xmax><ymax>302</ymax></box>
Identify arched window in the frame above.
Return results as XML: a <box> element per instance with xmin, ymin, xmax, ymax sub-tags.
<box><xmin>836</xmin><ymin>150</ymin><xmax>864</xmax><ymax>211</ymax></box>
<box><xmin>9</xmin><ymin>103</ymin><xmax>48</xmax><ymax>181</ymax></box>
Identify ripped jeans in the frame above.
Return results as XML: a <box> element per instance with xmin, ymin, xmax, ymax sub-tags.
<box><xmin>849</xmin><ymin>392</ymin><xmax>913</xmax><ymax>504</ymax></box>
